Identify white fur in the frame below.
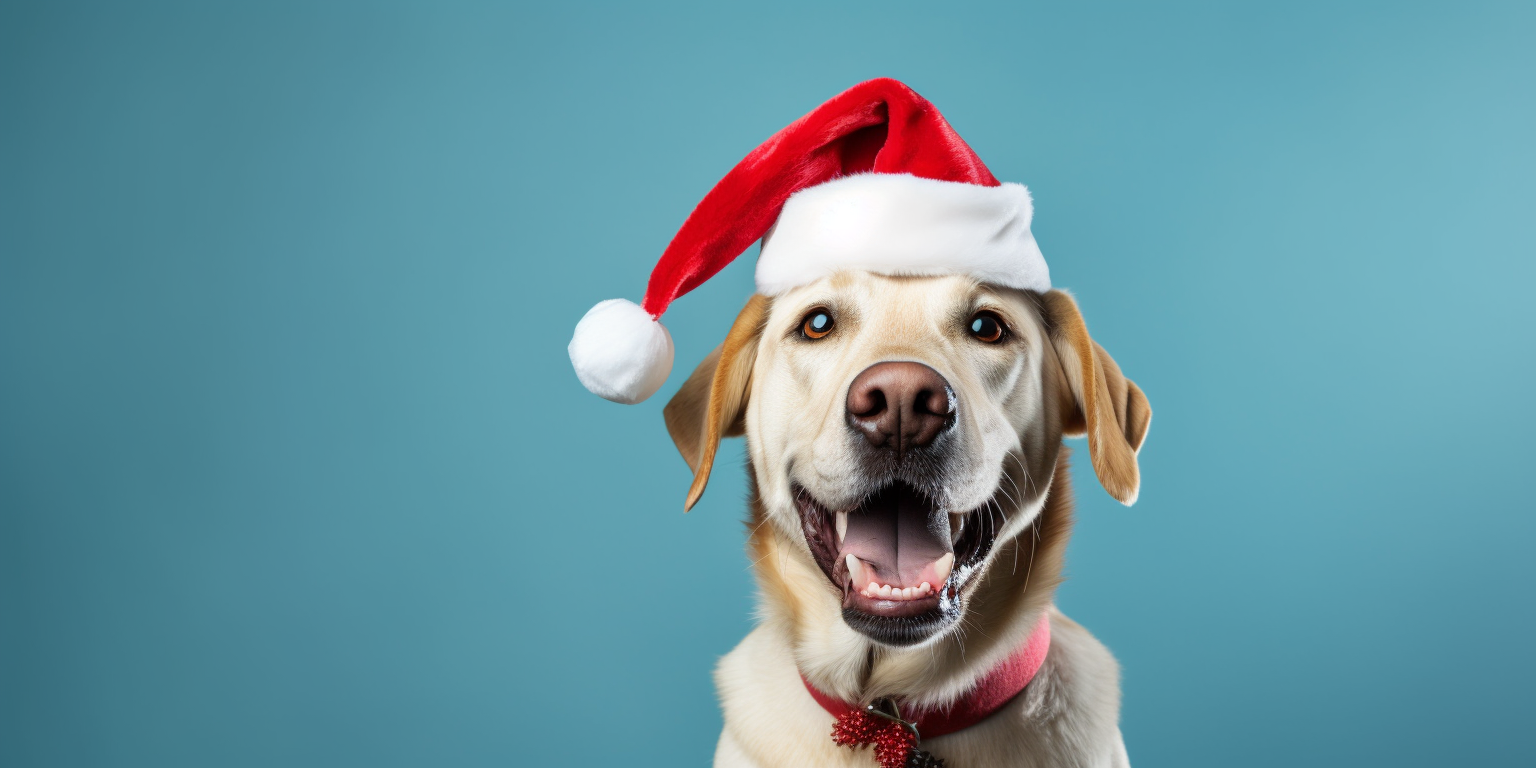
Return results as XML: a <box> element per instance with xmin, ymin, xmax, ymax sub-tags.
<box><xmin>756</xmin><ymin>174</ymin><xmax>1050</xmax><ymax>296</ymax></box>
<box><xmin>568</xmin><ymin>298</ymin><xmax>674</xmax><ymax>404</ymax></box>
<box><xmin>714</xmin><ymin>610</ymin><xmax>1129</xmax><ymax>768</ymax></box>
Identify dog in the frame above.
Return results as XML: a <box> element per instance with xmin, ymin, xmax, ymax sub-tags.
<box><xmin>663</xmin><ymin>271</ymin><xmax>1150</xmax><ymax>767</ymax></box>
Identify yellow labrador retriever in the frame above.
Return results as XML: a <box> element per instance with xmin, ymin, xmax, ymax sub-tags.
<box><xmin>665</xmin><ymin>272</ymin><xmax>1149</xmax><ymax>767</ymax></box>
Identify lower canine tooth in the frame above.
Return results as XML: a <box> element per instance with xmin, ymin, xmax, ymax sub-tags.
<box><xmin>845</xmin><ymin>554</ymin><xmax>862</xmax><ymax>586</ymax></box>
<box><xmin>934</xmin><ymin>553</ymin><xmax>955</xmax><ymax>585</ymax></box>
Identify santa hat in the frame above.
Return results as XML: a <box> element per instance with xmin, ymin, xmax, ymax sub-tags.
<box><xmin>569</xmin><ymin>78</ymin><xmax>1049</xmax><ymax>404</ymax></box>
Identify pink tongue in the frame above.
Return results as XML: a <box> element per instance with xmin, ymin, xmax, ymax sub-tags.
<box><xmin>838</xmin><ymin>484</ymin><xmax>953</xmax><ymax>586</ymax></box>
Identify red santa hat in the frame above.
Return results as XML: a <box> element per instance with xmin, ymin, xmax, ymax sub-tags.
<box><xmin>569</xmin><ymin>78</ymin><xmax>1050</xmax><ymax>404</ymax></box>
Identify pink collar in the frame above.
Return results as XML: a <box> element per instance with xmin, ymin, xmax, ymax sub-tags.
<box><xmin>801</xmin><ymin>614</ymin><xmax>1050</xmax><ymax>763</ymax></box>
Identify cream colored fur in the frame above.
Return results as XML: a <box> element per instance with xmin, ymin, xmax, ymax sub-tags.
<box><xmin>664</xmin><ymin>273</ymin><xmax>1149</xmax><ymax>768</ymax></box>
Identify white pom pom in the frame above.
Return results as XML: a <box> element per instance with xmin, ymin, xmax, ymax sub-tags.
<box><xmin>569</xmin><ymin>299</ymin><xmax>675</xmax><ymax>404</ymax></box>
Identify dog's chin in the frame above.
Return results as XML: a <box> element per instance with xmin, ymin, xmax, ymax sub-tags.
<box><xmin>839</xmin><ymin>604</ymin><xmax>958</xmax><ymax>647</ymax></box>
<box><xmin>796</xmin><ymin>481</ymin><xmax>1003</xmax><ymax>648</ymax></box>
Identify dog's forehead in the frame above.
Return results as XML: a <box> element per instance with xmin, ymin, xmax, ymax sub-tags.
<box><xmin>772</xmin><ymin>272</ymin><xmax>981</xmax><ymax>318</ymax></box>
<box><xmin>769</xmin><ymin>272</ymin><xmax>1037</xmax><ymax>332</ymax></box>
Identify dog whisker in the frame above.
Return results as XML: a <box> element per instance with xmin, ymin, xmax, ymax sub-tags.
<box><xmin>1019</xmin><ymin>515</ymin><xmax>1040</xmax><ymax>600</ymax></box>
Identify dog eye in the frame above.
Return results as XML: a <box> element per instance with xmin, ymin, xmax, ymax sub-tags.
<box><xmin>800</xmin><ymin>309</ymin><xmax>834</xmax><ymax>340</ymax></box>
<box><xmin>967</xmin><ymin>311</ymin><xmax>1007</xmax><ymax>343</ymax></box>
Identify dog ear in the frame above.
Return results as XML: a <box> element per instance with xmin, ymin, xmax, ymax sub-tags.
<box><xmin>663</xmin><ymin>294</ymin><xmax>770</xmax><ymax>511</ymax></box>
<box><xmin>1042</xmin><ymin>290</ymin><xmax>1152</xmax><ymax>505</ymax></box>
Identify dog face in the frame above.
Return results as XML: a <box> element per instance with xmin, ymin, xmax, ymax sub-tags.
<box><xmin>666</xmin><ymin>272</ymin><xmax>1149</xmax><ymax>648</ymax></box>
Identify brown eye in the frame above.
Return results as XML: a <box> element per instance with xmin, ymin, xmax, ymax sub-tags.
<box><xmin>801</xmin><ymin>309</ymin><xmax>834</xmax><ymax>339</ymax></box>
<box><xmin>968</xmin><ymin>311</ymin><xmax>1006</xmax><ymax>343</ymax></box>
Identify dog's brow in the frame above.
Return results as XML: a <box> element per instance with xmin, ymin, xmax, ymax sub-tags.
<box><xmin>967</xmin><ymin>294</ymin><xmax>1012</xmax><ymax>318</ymax></box>
<box><xmin>781</xmin><ymin>295</ymin><xmax>860</xmax><ymax>331</ymax></box>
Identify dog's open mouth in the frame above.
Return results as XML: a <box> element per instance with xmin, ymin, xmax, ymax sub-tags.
<box><xmin>796</xmin><ymin>481</ymin><xmax>1002</xmax><ymax>645</ymax></box>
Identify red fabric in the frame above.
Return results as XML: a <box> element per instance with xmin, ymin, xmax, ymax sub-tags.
<box><xmin>640</xmin><ymin>78</ymin><xmax>998</xmax><ymax>317</ymax></box>
<box><xmin>802</xmin><ymin>614</ymin><xmax>1051</xmax><ymax>740</ymax></box>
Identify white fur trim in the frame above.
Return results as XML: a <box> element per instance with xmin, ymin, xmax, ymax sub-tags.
<box><xmin>756</xmin><ymin>174</ymin><xmax>1050</xmax><ymax>295</ymax></box>
<box><xmin>569</xmin><ymin>299</ymin><xmax>674</xmax><ymax>404</ymax></box>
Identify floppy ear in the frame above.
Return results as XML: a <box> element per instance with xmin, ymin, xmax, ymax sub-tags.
<box><xmin>1042</xmin><ymin>290</ymin><xmax>1152</xmax><ymax>505</ymax></box>
<box><xmin>663</xmin><ymin>294</ymin><xmax>770</xmax><ymax>511</ymax></box>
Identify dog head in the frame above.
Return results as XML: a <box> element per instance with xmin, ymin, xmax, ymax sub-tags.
<box><xmin>665</xmin><ymin>272</ymin><xmax>1149</xmax><ymax>649</ymax></box>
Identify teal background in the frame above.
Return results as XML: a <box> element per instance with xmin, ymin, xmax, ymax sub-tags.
<box><xmin>3</xmin><ymin>1</ymin><xmax>1533</xmax><ymax>766</ymax></box>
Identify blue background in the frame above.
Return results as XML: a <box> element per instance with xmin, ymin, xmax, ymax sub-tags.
<box><xmin>3</xmin><ymin>2</ymin><xmax>1533</xmax><ymax>766</ymax></box>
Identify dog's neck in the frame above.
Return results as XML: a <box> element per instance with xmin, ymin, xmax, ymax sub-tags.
<box><xmin>750</xmin><ymin>452</ymin><xmax>1076</xmax><ymax>711</ymax></box>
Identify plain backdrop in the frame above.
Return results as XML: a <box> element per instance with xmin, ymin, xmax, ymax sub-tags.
<box><xmin>3</xmin><ymin>2</ymin><xmax>1533</xmax><ymax>766</ymax></box>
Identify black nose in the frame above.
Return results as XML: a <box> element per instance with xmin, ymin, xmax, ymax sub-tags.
<box><xmin>845</xmin><ymin>362</ymin><xmax>956</xmax><ymax>453</ymax></box>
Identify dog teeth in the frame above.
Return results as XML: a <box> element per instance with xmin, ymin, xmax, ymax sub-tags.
<box><xmin>835</xmin><ymin>511</ymin><xmax>848</xmax><ymax>544</ymax></box>
<box><xmin>949</xmin><ymin>513</ymin><xmax>965</xmax><ymax>544</ymax></box>
<box><xmin>845</xmin><ymin>554</ymin><xmax>864</xmax><ymax>587</ymax></box>
<box><xmin>934</xmin><ymin>553</ymin><xmax>955</xmax><ymax>586</ymax></box>
<box><xmin>857</xmin><ymin>581</ymin><xmax>935</xmax><ymax>601</ymax></box>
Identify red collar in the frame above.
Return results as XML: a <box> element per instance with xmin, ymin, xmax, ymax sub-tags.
<box><xmin>801</xmin><ymin>614</ymin><xmax>1050</xmax><ymax>766</ymax></box>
